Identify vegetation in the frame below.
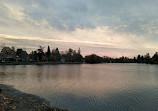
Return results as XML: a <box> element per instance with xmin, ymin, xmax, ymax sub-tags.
<box><xmin>85</xmin><ymin>52</ymin><xmax>158</xmax><ymax>64</ymax></box>
<box><xmin>1</xmin><ymin>45</ymin><xmax>158</xmax><ymax>64</ymax></box>
<box><xmin>0</xmin><ymin>84</ymin><xmax>68</xmax><ymax>111</ymax></box>
<box><xmin>85</xmin><ymin>54</ymin><xmax>103</xmax><ymax>64</ymax></box>
<box><xmin>0</xmin><ymin>46</ymin><xmax>83</xmax><ymax>63</ymax></box>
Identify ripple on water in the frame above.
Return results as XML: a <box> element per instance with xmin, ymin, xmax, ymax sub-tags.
<box><xmin>1</xmin><ymin>64</ymin><xmax>158</xmax><ymax>111</ymax></box>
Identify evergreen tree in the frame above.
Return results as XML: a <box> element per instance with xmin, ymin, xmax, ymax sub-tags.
<box><xmin>46</xmin><ymin>46</ymin><xmax>51</xmax><ymax>58</ymax></box>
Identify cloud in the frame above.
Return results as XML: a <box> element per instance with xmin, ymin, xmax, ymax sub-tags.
<box><xmin>0</xmin><ymin>0</ymin><xmax>158</xmax><ymax>57</ymax></box>
<box><xmin>1</xmin><ymin>0</ymin><xmax>158</xmax><ymax>32</ymax></box>
<box><xmin>0</xmin><ymin>26</ymin><xmax>157</xmax><ymax>57</ymax></box>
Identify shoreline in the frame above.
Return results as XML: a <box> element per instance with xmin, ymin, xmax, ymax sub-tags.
<box><xmin>0</xmin><ymin>62</ymin><xmax>157</xmax><ymax>66</ymax></box>
<box><xmin>0</xmin><ymin>84</ymin><xmax>68</xmax><ymax>111</ymax></box>
<box><xmin>0</xmin><ymin>62</ymin><xmax>83</xmax><ymax>65</ymax></box>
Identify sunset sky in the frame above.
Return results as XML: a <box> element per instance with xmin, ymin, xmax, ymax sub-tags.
<box><xmin>0</xmin><ymin>0</ymin><xmax>158</xmax><ymax>57</ymax></box>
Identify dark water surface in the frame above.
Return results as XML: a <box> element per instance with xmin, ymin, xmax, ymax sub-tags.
<box><xmin>0</xmin><ymin>63</ymin><xmax>158</xmax><ymax>111</ymax></box>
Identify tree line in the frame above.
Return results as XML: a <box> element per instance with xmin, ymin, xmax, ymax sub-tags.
<box><xmin>29</xmin><ymin>46</ymin><xmax>84</xmax><ymax>62</ymax></box>
<box><xmin>0</xmin><ymin>46</ymin><xmax>83</xmax><ymax>63</ymax></box>
<box><xmin>1</xmin><ymin>45</ymin><xmax>158</xmax><ymax>64</ymax></box>
<box><xmin>85</xmin><ymin>52</ymin><xmax>158</xmax><ymax>64</ymax></box>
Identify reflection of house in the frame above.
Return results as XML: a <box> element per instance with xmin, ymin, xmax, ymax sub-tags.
<box><xmin>1</xmin><ymin>47</ymin><xmax>16</xmax><ymax>62</ymax></box>
<box><xmin>16</xmin><ymin>49</ymin><xmax>29</xmax><ymax>61</ymax></box>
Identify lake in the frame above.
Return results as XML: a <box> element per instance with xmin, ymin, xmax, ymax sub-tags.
<box><xmin>0</xmin><ymin>63</ymin><xmax>158</xmax><ymax>111</ymax></box>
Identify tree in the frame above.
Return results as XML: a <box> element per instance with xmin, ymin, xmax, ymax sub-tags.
<box><xmin>78</xmin><ymin>48</ymin><xmax>81</xmax><ymax>54</ymax></box>
<box><xmin>85</xmin><ymin>54</ymin><xmax>103</xmax><ymax>63</ymax></box>
<box><xmin>51</xmin><ymin>48</ymin><xmax>61</xmax><ymax>62</ymax></box>
<box><xmin>133</xmin><ymin>57</ymin><xmax>137</xmax><ymax>63</ymax></box>
<box><xmin>29</xmin><ymin>51</ymin><xmax>38</xmax><ymax>61</ymax></box>
<box><xmin>46</xmin><ymin>46</ymin><xmax>51</xmax><ymax>58</ymax></box>
<box><xmin>37</xmin><ymin>46</ymin><xmax>44</xmax><ymax>61</ymax></box>
<box><xmin>144</xmin><ymin>53</ymin><xmax>150</xmax><ymax>64</ymax></box>
<box><xmin>151</xmin><ymin>52</ymin><xmax>158</xmax><ymax>64</ymax></box>
<box><xmin>137</xmin><ymin>55</ymin><xmax>141</xmax><ymax>63</ymax></box>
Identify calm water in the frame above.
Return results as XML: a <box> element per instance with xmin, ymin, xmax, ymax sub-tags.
<box><xmin>0</xmin><ymin>64</ymin><xmax>158</xmax><ymax>111</ymax></box>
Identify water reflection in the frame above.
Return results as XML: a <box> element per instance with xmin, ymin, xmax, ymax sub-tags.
<box><xmin>0</xmin><ymin>64</ymin><xmax>158</xmax><ymax>111</ymax></box>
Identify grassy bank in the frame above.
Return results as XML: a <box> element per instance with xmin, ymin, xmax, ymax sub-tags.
<box><xmin>0</xmin><ymin>84</ymin><xmax>68</xmax><ymax>111</ymax></box>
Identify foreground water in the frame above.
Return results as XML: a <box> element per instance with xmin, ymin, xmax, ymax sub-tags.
<box><xmin>0</xmin><ymin>63</ymin><xmax>158</xmax><ymax>111</ymax></box>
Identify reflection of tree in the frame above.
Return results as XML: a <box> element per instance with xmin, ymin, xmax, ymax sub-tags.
<box><xmin>44</xmin><ymin>65</ymin><xmax>81</xmax><ymax>80</ymax></box>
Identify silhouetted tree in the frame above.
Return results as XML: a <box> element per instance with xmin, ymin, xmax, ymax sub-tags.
<box><xmin>144</xmin><ymin>53</ymin><xmax>150</xmax><ymax>64</ymax></box>
<box><xmin>85</xmin><ymin>54</ymin><xmax>103</xmax><ymax>63</ymax></box>
<box><xmin>133</xmin><ymin>57</ymin><xmax>137</xmax><ymax>63</ymax></box>
<box><xmin>3</xmin><ymin>44</ymin><xmax>158</xmax><ymax>65</ymax></box>
<box><xmin>46</xmin><ymin>46</ymin><xmax>51</xmax><ymax>58</ymax></box>
<box><xmin>29</xmin><ymin>51</ymin><xmax>38</xmax><ymax>61</ymax></box>
<box><xmin>52</xmin><ymin>48</ymin><xmax>61</xmax><ymax>62</ymax></box>
<box><xmin>151</xmin><ymin>52</ymin><xmax>158</xmax><ymax>64</ymax></box>
<box><xmin>137</xmin><ymin>55</ymin><xmax>141</xmax><ymax>63</ymax></box>
<box><xmin>37</xmin><ymin>46</ymin><xmax>44</xmax><ymax>61</ymax></box>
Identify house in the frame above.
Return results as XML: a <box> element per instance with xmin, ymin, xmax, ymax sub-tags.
<box><xmin>1</xmin><ymin>47</ymin><xmax>16</xmax><ymax>62</ymax></box>
<box><xmin>16</xmin><ymin>49</ymin><xmax>29</xmax><ymax>61</ymax></box>
<box><xmin>61</xmin><ymin>57</ymin><xmax>66</xmax><ymax>62</ymax></box>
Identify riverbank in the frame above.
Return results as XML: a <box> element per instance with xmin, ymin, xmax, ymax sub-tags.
<box><xmin>0</xmin><ymin>84</ymin><xmax>68</xmax><ymax>111</ymax></box>
<box><xmin>0</xmin><ymin>62</ymin><xmax>83</xmax><ymax>65</ymax></box>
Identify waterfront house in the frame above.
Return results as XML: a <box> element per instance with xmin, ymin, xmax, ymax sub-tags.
<box><xmin>1</xmin><ymin>47</ymin><xmax>16</xmax><ymax>62</ymax></box>
<box><xmin>16</xmin><ymin>49</ymin><xmax>29</xmax><ymax>61</ymax></box>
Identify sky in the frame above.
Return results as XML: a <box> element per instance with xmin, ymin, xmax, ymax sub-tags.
<box><xmin>0</xmin><ymin>0</ymin><xmax>158</xmax><ymax>57</ymax></box>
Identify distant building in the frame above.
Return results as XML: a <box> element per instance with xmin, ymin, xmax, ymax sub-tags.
<box><xmin>1</xmin><ymin>47</ymin><xmax>16</xmax><ymax>62</ymax></box>
<box><xmin>16</xmin><ymin>49</ymin><xmax>29</xmax><ymax>61</ymax></box>
<box><xmin>61</xmin><ymin>57</ymin><xmax>66</xmax><ymax>62</ymax></box>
